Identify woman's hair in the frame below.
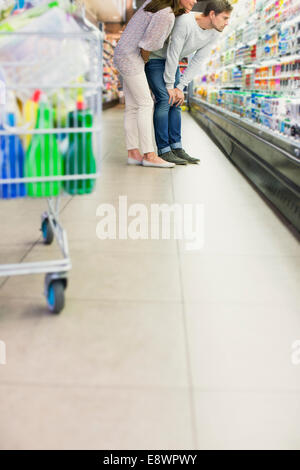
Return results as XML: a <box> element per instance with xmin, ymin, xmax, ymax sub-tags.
<box><xmin>144</xmin><ymin>0</ymin><xmax>186</xmax><ymax>17</ymax></box>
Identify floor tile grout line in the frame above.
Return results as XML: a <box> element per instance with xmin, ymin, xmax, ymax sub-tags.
<box><xmin>22</xmin><ymin>243</ymin><xmax>300</xmax><ymax>259</ymax></box>
<box><xmin>175</xmin><ymin>254</ymin><xmax>199</xmax><ymax>450</ymax></box>
<box><xmin>0</xmin><ymin>295</ymin><xmax>183</xmax><ymax>304</ymax></box>
<box><xmin>1</xmin><ymin>294</ymin><xmax>300</xmax><ymax>309</ymax></box>
<box><xmin>171</xmin><ymin>167</ymin><xmax>198</xmax><ymax>450</ymax></box>
<box><xmin>1</xmin><ymin>381</ymin><xmax>300</xmax><ymax>394</ymax></box>
<box><xmin>0</xmin><ymin>295</ymin><xmax>298</xmax><ymax>307</ymax></box>
<box><xmin>0</xmin><ymin>381</ymin><xmax>191</xmax><ymax>391</ymax></box>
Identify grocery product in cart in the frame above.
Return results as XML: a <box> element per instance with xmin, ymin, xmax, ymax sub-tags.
<box><xmin>23</xmin><ymin>89</ymin><xmax>41</xmax><ymax>149</ymax></box>
<box><xmin>63</xmin><ymin>96</ymin><xmax>96</xmax><ymax>195</ymax></box>
<box><xmin>0</xmin><ymin>0</ymin><xmax>15</xmax><ymax>21</ymax></box>
<box><xmin>25</xmin><ymin>96</ymin><xmax>63</xmax><ymax>197</ymax></box>
<box><xmin>0</xmin><ymin>0</ymin><xmax>57</xmax><ymax>32</ymax></box>
<box><xmin>0</xmin><ymin>92</ymin><xmax>26</xmax><ymax>199</ymax></box>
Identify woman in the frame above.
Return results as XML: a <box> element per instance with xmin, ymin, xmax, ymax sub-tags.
<box><xmin>145</xmin><ymin>0</ymin><xmax>230</xmax><ymax>165</ymax></box>
<box><xmin>114</xmin><ymin>0</ymin><xmax>186</xmax><ymax>168</ymax></box>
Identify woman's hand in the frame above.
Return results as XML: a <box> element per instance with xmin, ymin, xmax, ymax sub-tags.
<box><xmin>140</xmin><ymin>48</ymin><xmax>150</xmax><ymax>64</ymax></box>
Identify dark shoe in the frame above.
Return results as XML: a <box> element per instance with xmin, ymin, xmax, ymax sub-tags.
<box><xmin>160</xmin><ymin>151</ymin><xmax>187</xmax><ymax>165</ymax></box>
<box><xmin>172</xmin><ymin>148</ymin><xmax>200</xmax><ymax>164</ymax></box>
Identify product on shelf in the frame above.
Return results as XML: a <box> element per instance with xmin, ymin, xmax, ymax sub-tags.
<box><xmin>192</xmin><ymin>0</ymin><xmax>300</xmax><ymax>142</ymax></box>
<box><xmin>179</xmin><ymin>58</ymin><xmax>190</xmax><ymax>109</ymax></box>
<box><xmin>103</xmin><ymin>34</ymin><xmax>120</xmax><ymax>105</ymax></box>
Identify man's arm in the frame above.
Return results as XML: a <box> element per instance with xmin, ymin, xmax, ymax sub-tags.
<box><xmin>164</xmin><ymin>26</ymin><xmax>187</xmax><ymax>90</ymax></box>
<box><xmin>164</xmin><ymin>24</ymin><xmax>188</xmax><ymax>106</ymax></box>
<box><xmin>176</xmin><ymin>39</ymin><xmax>215</xmax><ymax>91</ymax></box>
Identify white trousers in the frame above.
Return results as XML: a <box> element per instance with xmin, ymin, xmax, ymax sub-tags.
<box><xmin>122</xmin><ymin>72</ymin><xmax>154</xmax><ymax>154</ymax></box>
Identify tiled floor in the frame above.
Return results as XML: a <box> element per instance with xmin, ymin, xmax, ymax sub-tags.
<box><xmin>0</xmin><ymin>106</ymin><xmax>299</xmax><ymax>450</ymax></box>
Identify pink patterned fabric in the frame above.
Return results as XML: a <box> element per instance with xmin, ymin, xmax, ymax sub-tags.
<box><xmin>114</xmin><ymin>0</ymin><xmax>175</xmax><ymax>76</ymax></box>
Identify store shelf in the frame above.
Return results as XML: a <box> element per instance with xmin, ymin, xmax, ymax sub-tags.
<box><xmin>102</xmin><ymin>34</ymin><xmax>120</xmax><ymax>108</ymax></box>
<box><xmin>103</xmin><ymin>98</ymin><xmax>119</xmax><ymax>110</ymax></box>
<box><xmin>189</xmin><ymin>97</ymin><xmax>300</xmax><ymax>232</ymax></box>
<box><xmin>191</xmin><ymin>97</ymin><xmax>300</xmax><ymax>155</ymax></box>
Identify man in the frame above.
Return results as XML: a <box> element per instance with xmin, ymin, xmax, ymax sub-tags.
<box><xmin>144</xmin><ymin>0</ymin><xmax>233</xmax><ymax>165</ymax></box>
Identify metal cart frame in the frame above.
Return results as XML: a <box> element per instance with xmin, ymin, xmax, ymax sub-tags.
<box><xmin>0</xmin><ymin>10</ymin><xmax>102</xmax><ymax>313</ymax></box>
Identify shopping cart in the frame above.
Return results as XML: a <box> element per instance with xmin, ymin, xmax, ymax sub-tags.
<box><xmin>0</xmin><ymin>7</ymin><xmax>102</xmax><ymax>313</ymax></box>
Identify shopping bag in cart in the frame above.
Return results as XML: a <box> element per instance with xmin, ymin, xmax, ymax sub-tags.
<box><xmin>0</xmin><ymin>4</ymin><xmax>90</xmax><ymax>101</ymax></box>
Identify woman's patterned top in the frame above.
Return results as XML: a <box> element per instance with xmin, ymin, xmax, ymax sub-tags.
<box><xmin>114</xmin><ymin>0</ymin><xmax>175</xmax><ymax>76</ymax></box>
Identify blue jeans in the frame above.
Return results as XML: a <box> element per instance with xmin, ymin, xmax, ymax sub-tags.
<box><xmin>145</xmin><ymin>59</ymin><xmax>182</xmax><ymax>155</ymax></box>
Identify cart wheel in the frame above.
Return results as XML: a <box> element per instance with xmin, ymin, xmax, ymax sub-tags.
<box><xmin>47</xmin><ymin>281</ymin><xmax>65</xmax><ymax>314</ymax></box>
<box><xmin>42</xmin><ymin>218</ymin><xmax>54</xmax><ymax>245</ymax></box>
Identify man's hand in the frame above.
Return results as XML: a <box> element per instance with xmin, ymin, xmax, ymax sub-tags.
<box><xmin>167</xmin><ymin>88</ymin><xmax>185</xmax><ymax>107</ymax></box>
<box><xmin>167</xmin><ymin>88</ymin><xmax>178</xmax><ymax>106</ymax></box>
<box><xmin>140</xmin><ymin>48</ymin><xmax>150</xmax><ymax>64</ymax></box>
<box><xmin>174</xmin><ymin>88</ymin><xmax>185</xmax><ymax>107</ymax></box>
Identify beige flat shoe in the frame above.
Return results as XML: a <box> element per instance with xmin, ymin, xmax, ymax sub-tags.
<box><xmin>128</xmin><ymin>157</ymin><xmax>143</xmax><ymax>166</ymax></box>
<box><xmin>142</xmin><ymin>158</ymin><xmax>175</xmax><ymax>168</ymax></box>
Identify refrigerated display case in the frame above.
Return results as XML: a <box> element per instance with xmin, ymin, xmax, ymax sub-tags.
<box><xmin>189</xmin><ymin>0</ymin><xmax>300</xmax><ymax>231</ymax></box>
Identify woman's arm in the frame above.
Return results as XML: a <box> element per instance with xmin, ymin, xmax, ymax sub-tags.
<box><xmin>140</xmin><ymin>48</ymin><xmax>151</xmax><ymax>64</ymax></box>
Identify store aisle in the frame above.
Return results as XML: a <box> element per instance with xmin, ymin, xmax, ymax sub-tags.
<box><xmin>0</xmin><ymin>106</ymin><xmax>299</xmax><ymax>450</ymax></box>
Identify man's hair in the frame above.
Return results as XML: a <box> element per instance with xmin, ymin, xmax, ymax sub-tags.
<box><xmin>203</xmin><ymin>0</ymin><xmax>233</xmax><ymax>16</ymax></box>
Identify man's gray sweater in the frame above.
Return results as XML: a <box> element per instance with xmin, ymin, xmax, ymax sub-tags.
<box><xmin>150</xmin><ymin>13</ymin><xmax>219</xmax><ymax>90</ymax></box>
